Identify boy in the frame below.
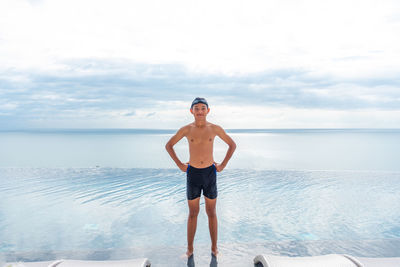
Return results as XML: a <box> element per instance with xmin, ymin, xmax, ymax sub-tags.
<box><xmin>165</xmin><ymin>97</ymin><xmax>236</xmax><ymax>265</ymax></box>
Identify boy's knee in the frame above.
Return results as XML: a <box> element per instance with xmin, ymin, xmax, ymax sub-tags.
<box><xmin>206</xmin><ymin>208</ymin><xmax>216</xmax><ymax>218</ymax></box>
<box><xmin>189</xmin><ymin>208</ymin><xmax>199</xmax><ymax>218</ymax></box>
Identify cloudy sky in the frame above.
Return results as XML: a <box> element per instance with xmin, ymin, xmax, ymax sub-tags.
<box><xmin>1</xmin><ymin>0</ymin><xmax>399</xmax><ymax>129</ymax></box>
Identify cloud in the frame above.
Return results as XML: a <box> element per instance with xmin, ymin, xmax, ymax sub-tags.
<box><xmin>0</xmin><ymin>0</ymin><xmax>399</xmax><ymax>128</ymax></box>
<box><xmin>0</xmin><ymin>59</ymin><xmax>399</xmax><ymax>129</ymax></box>
<box><xmin>1</xmin><ymin>59</ymin><xmax>399</xmax><ymax>110</ymax></box>
<box><xmin>1</xmin><ymin>0</ymin><xmax>400</xmax><ymax>74</ymax></box>
<box><xmin>123</xmin><ymin>111</ymin><xmax>136</xmax><ymax>117</ymax></box>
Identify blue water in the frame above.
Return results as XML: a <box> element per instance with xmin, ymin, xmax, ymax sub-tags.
<box><xmin>1</xmin><ymin>128</ymin><xmax>400</xmax><ymax>171</ymax></box>
<box><xmin>1</xmin><ymin>129</ymin><xmax>400</xmax><ymax>266</ymax></box>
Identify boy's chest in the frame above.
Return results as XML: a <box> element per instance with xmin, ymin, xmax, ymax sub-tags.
<box><xmin>187</xmin><ymin>129</ymin><xmax>215</xmax><ymax>144</ymax></box>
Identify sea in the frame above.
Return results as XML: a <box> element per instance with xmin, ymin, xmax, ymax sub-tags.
<box><xmin>1</xmin><ymin>128</ymin><xmax>400</xmax><ymax>266</ymax></box>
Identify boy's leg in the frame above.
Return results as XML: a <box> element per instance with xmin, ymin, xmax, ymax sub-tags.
<box><xmin>187</xmin><ymin>197</ymin><xmax>200</xmax><ymax>256</ymax></box>
<box><xmin>205</xmin><ymin>196</ymin><xmax>218</xmax><ymax>255</ymax></box>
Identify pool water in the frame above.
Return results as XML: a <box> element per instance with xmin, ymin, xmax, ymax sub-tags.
<box><xmin>1</xmin><ymin>167</ymin><xmax>400</xmax><ymax>266</ymax></box>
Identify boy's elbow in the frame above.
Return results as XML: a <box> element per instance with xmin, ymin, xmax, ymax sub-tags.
<box><xmin>230</xmin><ymin>142</ymin><xmax>237</xmax><ymax>150</ymax></box>
<box><xmin>165</xmin><ymin>143</ymin><xmax>172</xmax><ymax>150</ymax></box>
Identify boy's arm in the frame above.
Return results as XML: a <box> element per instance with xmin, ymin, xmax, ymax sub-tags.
<box><xmin>165</xmin><ymin>126</ymin><xmax>188</xmax><ymax>171</ymax></box>
<box><xmin>214</xmin><ymin>125</ymin><xmax>236</xmax><ymax>171</ymax></box>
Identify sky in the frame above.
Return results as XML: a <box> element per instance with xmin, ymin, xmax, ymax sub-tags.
<box><xmin>0</xmin><ymin>0</ymin><xmax>400</xmax><ymax>129</ymax></box>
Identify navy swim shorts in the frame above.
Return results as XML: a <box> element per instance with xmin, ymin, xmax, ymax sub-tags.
<box><xmin>186</xmin><ymin>163</ymin><xmax>217</xmax><ymax>200</ymax></box>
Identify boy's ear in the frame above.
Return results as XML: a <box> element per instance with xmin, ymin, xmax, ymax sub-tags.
<box><xmin>190</xmin><ymin>108</ymin><xmax>193</xmax><ymax>114</ymax></box>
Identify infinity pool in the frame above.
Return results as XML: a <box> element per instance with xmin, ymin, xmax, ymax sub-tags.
<box><xmin>1</xmin><ymin>167</ymin><xmax>399</xmax><ymax>266</ymax></box>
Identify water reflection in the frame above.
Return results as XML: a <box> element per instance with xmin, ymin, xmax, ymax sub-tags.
<box><xmin>1</xmin><ymin>167</ymin><xmax>400</xmax><ymax>266</ymax></box>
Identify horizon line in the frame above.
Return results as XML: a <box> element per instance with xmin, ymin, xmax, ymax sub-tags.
<box><xmin>1</xmin><ymin>127</ymin><xmax>400</xmax><ymax>132</ymax></box>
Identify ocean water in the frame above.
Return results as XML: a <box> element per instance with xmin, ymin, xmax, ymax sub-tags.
<box><xmin>1</xmin><ymin>129</ymin><xmax>400</xmax><ymax>266</ymax></box>
<box><xmin>1</xmin><ymin>128</ymin><xmax>400</xmax><ymax>171</ymax></box>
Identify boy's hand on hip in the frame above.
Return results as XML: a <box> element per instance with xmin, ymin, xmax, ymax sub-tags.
<box><xmin>214</xmin><ymin>162</ymin><xmax>225</xmax><ymax>172</ymax></box>
<box><xmin>179</xmin><ymin>162</ymin><xmax>189</xmax><ymax>172</ymax></box>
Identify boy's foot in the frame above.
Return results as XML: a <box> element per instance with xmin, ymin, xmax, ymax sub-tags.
<box><xmin>211</xmin><ymin>248</ymin><xmax>219</xmax><ymax>258</ymax></box>
<box><xmin>180</xmin><ymin>250</ymin><xmax>193</xmax><ymax>260</ymax></box>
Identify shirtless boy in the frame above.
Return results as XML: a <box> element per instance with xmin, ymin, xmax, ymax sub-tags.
<box><xmin>165</xmin><ymin>97</ymin><xmax>236</xmax><ymax>264</ymax></box>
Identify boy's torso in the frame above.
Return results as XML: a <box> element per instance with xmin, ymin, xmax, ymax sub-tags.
<box><xmin>185</xmin><ymin>122</ymin><xmax>216</xmax><ymax>168</ymax></box>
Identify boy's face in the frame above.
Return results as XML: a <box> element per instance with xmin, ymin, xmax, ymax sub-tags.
<box><xmin>190</xmin><ymin>103</ymin><xmax>210</xmax><ymax>118</ymax></box>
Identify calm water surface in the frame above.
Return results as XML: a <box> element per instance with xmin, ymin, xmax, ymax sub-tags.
<box><xmin>1</xmin><ymin>129</ymin><xmax>400</xmax><ymax>266</ymax></box>
<box><xmin>1</xmin><ymin>128</ymin><xmax>399</xmax><ymax>171</ymax></box>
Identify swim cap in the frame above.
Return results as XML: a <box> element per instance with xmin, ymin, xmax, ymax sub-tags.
<box><xmin>191</xmin><ymin>97</ymin><xmax>209</xmax><ymax>109</ymax></box>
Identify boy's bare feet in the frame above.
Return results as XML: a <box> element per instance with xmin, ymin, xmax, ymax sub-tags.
<box><xmin>186</xmin><ymin>250</ymin><xmax>193</xmax><ymax>258</ymax></box>
<box><xmin>211</xmin><ymin>247</ymin><xmax>218</xmax><ymax>257</ymax></box>
<box><xmin>180</xmin><ymin>249</ymin><xmax>193</xmax><ymax>259</ymax></box>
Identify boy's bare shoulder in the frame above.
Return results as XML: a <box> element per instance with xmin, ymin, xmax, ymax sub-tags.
<box><xmin>209</xmin><ymin>122</ymin><xmax>225</xmax><ymax>133</ymax></box>
<box><xmin>177</xmin><ymin>123</ymin><xmax>192</xmax><ymax>134</ymax></box>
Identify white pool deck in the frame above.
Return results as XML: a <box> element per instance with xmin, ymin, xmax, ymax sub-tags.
<box><xmin>253</xmin><ymin>254</ymin><xmax>400</xmax><ymax>267</ymax></box>
<box><xmin>4</xmin><ymin>254</ymin><xmax>400</xmax><ymax>267</ymax></box>
<box><xmin>3</xmin><ymin>259</ymin><xmax>151</xmax><ymax>267</ymax></box>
